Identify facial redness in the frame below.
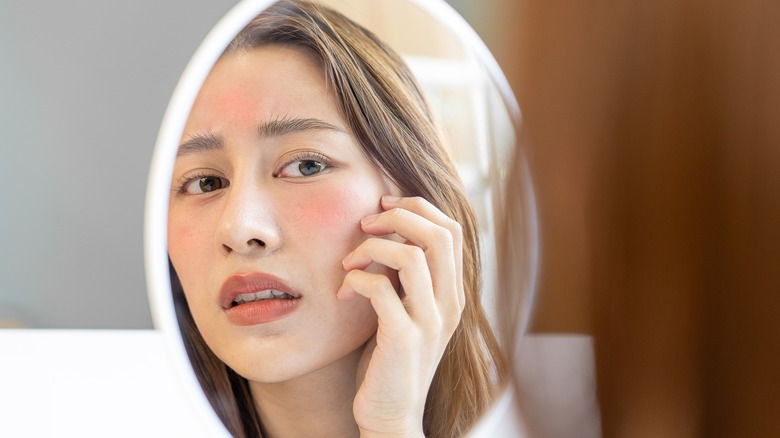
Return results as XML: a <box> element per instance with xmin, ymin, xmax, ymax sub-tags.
<box><xmin>288</xmin><ymin>185</ymin><xmax>378</xmax><ymax>233</ymax></box>
<box><xmin>215</xmin><ymin>88</ymin><xmax>258</xmax><ymax>128</ymax></box>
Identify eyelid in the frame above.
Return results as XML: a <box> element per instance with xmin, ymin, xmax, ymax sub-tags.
<box><xmin>274</xmin><ymin>150</ymin><xmax>332</xmax><ymax>178</ymax></box>
<box><xmin>174</xmin><ymin>170</ymin><xmax>228</xmax><ymax>195</ymax></box>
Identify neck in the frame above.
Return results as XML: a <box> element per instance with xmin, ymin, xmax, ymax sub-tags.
<box><xmin>249</xmin><ymin>349</ymin><xmax>361</xmax><ymax>438</ymax></box>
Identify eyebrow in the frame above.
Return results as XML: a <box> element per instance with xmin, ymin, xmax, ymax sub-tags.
<box><xmin>259</xmin><ymin>116</ymin><xmax>346</xmax><ymax>137</ymax></box>
<box><xmin>177</xmin><ymin>117</ymin><xmax>346</xmax><ymax>157</ymax></box>
<box><xmin>177</xmin><ymin>132</ymin><xmax>222</xmax><ymax>157</ymax></box>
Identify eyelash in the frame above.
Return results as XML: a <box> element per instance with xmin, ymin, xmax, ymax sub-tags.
<box><xmin>174</xmin><ymin>171</ymin><xmax>225</xmax><ymax>195</ymax></box>
<box><xmin>274</xmin><ymin>151</ymin><xmax>331</xmax><ymax>178</ymax></box>
<box><xmin>174</xmin><ymin>151</ymin><xmax>332</xmax><ymax>195</ymax></box>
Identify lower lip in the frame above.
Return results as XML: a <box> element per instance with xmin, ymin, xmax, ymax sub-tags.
<box><xmin>225</xmin><ymin>298</ymin><xmax>300</xmax><ymax>326</ymax></box>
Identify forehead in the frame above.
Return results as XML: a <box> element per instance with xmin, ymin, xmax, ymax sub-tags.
<box><xmin>183</xmin><ymin>45</ymin><xmax>340</xmax><ymax>135</ymax></box>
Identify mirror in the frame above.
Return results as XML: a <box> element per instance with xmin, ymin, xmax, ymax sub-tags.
<box><xmin>145</xmin><ymin>0</ymin><xmax>536</xmax><ymax>435</ymax></box>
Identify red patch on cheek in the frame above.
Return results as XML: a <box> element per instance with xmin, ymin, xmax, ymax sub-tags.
<box><xmin>167</xmin><ymin>223</ymin><xmax>191</xmax><ymax>260</ymax></box>
<box><xmin>290</xmin><ymin>188</ymin><xmax>378</xmax><ymax>234</ymax></box>
<box><xmin>168</xmin><ymin>217</ymin><xmax>208</xmax><ymax>260</ymax></box>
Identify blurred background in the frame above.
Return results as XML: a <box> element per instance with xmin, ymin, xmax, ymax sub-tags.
<box><xmin>488</xmin><ymin>1</ymin><xmax>780</xmax><ymax>437</ymax></box>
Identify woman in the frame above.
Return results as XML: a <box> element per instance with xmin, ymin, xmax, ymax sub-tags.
<box><xmin>167</xmin><ymin>1</ymin><xmax>505</xmax><ymax>437</ymax></box>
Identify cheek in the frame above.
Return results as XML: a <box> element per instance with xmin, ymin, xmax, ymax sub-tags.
<box><xmin>168</xmin><ymin>217</ymin><xmax>195</xmax><ymax>254</ymax></box>
<box><xmin>287</xmin><ymin>185</ymin><xmax>380</xmax><ymax>247</ymax></box>
<box><xmin>167</xmin><ymin>211</ymin><xmax>213</xmax><ymax>274</ymax></box>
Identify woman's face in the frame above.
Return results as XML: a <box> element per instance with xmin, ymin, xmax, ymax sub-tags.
<box><xmin>168</xmin><ymin>46</ymin><xmax>400</xmax><ymax>384</ymax></box>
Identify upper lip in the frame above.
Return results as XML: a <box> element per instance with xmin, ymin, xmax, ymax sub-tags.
<box><xmin>219</xmin><ymin>272</ymin><xmax>300</xmax><ymax>309</ymax></box>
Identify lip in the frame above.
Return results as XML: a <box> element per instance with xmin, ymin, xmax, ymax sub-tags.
<box><xmin>219</xmin><ymin>272</ymin><xmax>301</xmax><ymax>326</ymax></box>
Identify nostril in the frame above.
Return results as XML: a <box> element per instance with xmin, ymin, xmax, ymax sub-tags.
<box><xmin>221</xmin><ymin>239</ymin><xmax>267</xmax><ymax>254</ymax></box>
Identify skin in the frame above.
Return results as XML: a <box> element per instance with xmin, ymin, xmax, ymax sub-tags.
<box><xmin>168</xmin><ymin>46</ymin><xmax>463</xmax><ymax>438</ymax></box>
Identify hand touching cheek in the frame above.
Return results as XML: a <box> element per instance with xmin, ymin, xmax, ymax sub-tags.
<box><xmin>338</xmin><ymin>195</ymin><xmax>465</xmax><ymax>437</ymax></box>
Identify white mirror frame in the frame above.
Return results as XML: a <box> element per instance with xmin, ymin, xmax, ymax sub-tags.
<box><xmin>144</xmin><ymin>0</ymin><xmax>537</xmax><ymax>435</ymax></box>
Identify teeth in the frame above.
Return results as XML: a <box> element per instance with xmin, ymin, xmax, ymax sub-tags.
<box><xmin>233</xmin><ymin>290</ymin><xmax>293</xmax><ymax>305</ymax></box>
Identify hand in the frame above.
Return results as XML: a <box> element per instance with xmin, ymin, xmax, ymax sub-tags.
<box><xmin>337</xmin><ymin>195</ymin><xmax>465</xmax><ymax>437</ymax></box>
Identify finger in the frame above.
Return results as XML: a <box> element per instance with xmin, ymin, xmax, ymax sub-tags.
<box><xmin>361</xmin><ymin>197</ymin><xmax>464</xmax><ymax>312</ymax></box>
<box><xmin>342</xmin><ymin>238</ymin><xmax>437</xmax><ymax>324</ymax></box>
<box><xmin>337</xmin><ymin>269</ymin><xmax>414</xmax><ymax>338</ymax></box>
<box><xmin>381</xmin><ymin>196</ymin><xmax>463</xmax><ymax>270</ymax></box>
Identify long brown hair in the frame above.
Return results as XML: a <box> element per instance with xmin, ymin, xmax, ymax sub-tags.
<box><xmin>172</xmin><ymin>1</ymin><xmax>506</xmax><ymax>437</ymax></box>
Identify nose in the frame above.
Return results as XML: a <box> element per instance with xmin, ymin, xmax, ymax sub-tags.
<box><xmin>216</xmin><ymin>181</ymin><xmax>281</xmax><ymax>256</ymax></box>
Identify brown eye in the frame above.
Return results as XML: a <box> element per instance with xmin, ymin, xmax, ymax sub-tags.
<box><xmin>199</xmin><ymin>176</ymin><xmax>224</xmax><ymax>192</ymax></box>
<box><xmin>183</xmin><ymin>175</ymin><xmax>229</xmax><ymax>194</ymax></box>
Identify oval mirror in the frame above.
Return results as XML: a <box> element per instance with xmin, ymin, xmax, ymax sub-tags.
<box><xmin>145</xmin><ymin>0</ymin><xmax>537</xmax><ymax>435</ymax></box>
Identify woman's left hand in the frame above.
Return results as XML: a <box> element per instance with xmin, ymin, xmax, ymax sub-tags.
<box><xmin>337</xmin><ymin>195</ymin><xmax>465</xmax><ymax>437</ymax></box>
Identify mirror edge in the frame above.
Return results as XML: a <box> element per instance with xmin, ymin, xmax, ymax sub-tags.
<box><xmin>405</xmin><ymin>1</ymin><xmax>540</xmax><ymax>433</ymax></box>
<box><xmin>144</xmin><ymin>1</ymin><xmax>539</xmax><ymax>436</ymax></box>
<box><xmin>407</xmin><ymin>0</ymin><xmax>539</xmax><ymax>336</ymax></box>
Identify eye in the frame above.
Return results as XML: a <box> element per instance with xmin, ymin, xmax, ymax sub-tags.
<box><xmin>277</xmin><ymin>154</ymin><xmax>330</xmax><ymax>178</ymax></box>
<box><xmin>298</xmin><ymin>160</ymin><xmax>324</xmax><ymax>176</ymax></box>
<box><xmin>181</xmin><ymin>175</ymin><xmax>229</xmax><ymax>194</ymax></box>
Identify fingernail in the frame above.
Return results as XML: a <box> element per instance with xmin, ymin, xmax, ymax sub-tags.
<box><xmin>381</xmin><ymin>195</ymin><xmax>401</xmax><ymax>203</ymax></box>
<box><xmin>361</xmin><ymin>214</ymin><xmax>377</xmax><ymax>226</ymax></box>
<box><xmin>342</xmin><ymin>251</ymin><xmax>353</xmax><ymax>266</ymax></box>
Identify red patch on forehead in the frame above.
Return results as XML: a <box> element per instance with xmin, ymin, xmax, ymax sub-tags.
<box><xmin>214</xmin><ymin>87</ymin><xmax>257</xmax><ymax>127</ymax></box>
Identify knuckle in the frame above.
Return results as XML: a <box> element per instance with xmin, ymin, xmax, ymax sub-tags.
<box><xmin>440</xmin><ymin>216</ymin><xmax>463</xmax><ymax>243</ymax></box>
<box><xmin>366</xmin><ymin>274</ymin><xmax>395</xmax><ymax>294</ymax></box>
<box><xmin>367</xmin><ymin>274</ymin><xmax>390</xmax><ymax>292</ymax></box>
<box><xmin>432</xmin><ymin>225</ymin><xmax>453</xmax><ymax>245</ymax></box>
<box><xmin>430</xmin><ymin>225</ymin><xmax>457</xmax><ymax>256</ymax></box>
<box><xmin>403</xmin><ymin>244</ymin><xmax>426</xmax><ymax>262</ymax></box>
<box><xmin>407</xmin><ymin>196</ymin><xmax>427</xmax><ymax>209</ymax></box>
<box><xmin>389</xmin><ymin>207</ymin><xmax>407</xmax><ymax>220</ymax></box>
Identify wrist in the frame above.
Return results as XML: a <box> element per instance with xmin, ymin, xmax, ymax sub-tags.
<box><xmin>360</xmin><ymin>430</ymin><xmax>424</xmax><ymax>438</ymax></box>
<box><xmin>358</xmin><ymin>418</ymin><xmax>424</xmax><ymax>438</ymax></box>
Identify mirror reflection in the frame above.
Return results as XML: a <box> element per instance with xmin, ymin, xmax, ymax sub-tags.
<box><xmin>153</xmin><ymin>0</ymin><xmax>522</xmax><ymax>436</ymax></box>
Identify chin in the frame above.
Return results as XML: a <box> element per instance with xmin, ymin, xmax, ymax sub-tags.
<box><xmin>225</xmin><ymin>333</ymin><xmax>374</xmax><ymax>386</ymax></box>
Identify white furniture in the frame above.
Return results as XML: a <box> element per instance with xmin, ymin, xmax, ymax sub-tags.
<box><xmin>0</xmin><ymin>330</ymin><xmax>210</xmax><ymax>437</ymax></box>
<box><xmin>1</xmin><ymin>331</ymin><xmax>599</xmax><ymax>437</ymax></box>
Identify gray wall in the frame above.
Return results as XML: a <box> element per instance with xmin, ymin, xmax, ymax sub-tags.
<box><xmin>0</xmin><ymin>1</ymin><xmax>238</xmax><ymax>328</ymax></box>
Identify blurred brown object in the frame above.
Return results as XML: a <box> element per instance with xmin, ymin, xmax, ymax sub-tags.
<box><xmin>477</xmin><ymin>0</ymin><xmax>780</xmax><ymax>436</ymax></box>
